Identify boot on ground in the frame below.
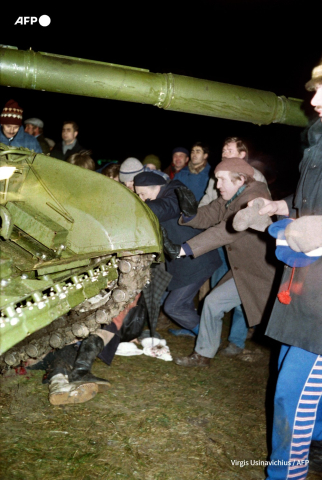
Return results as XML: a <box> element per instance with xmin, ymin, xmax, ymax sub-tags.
<box><xmin>49</xmin><ymin>373</ymin><xmax>98</xmax><ymax>405</ymax></box>
<box><xmin>173</xmin><ymin>351</ymin><xmax>210</xmax><ymax>367</ymax></box>
<box><xmin>68</xmin><ymin>334</ymin><xmax>110</xmax><ymax>389</ymax></box>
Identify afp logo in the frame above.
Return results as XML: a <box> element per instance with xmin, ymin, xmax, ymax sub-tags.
<box><xmin>14</xmin><ymin>15</ymin><xmax>51</xmax><ymax>26</ymax></box>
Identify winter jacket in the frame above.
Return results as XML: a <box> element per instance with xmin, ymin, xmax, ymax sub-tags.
<box><xmin>266</xmin><ymin>119</ymin><xmax>322</xmax><ymax>355</ymax></box>
<box><xmin>50</xmin><ymin>139</ymin><xmax>83</xmax><ymax>161</ymax></box>
<box><xmin>0</xmin><ymin>126</ymin><xmax>42</xmax><ymax>153</ymax></box>
<box><xmin>174</xmin><ymin>162</ymin><xmax>211</xmax><ymax>202</ymax></box>
<box><xmin>36</xmin><ymin>134</ymin><xmax>51</xmax><ymax>155</ymax></box>
<box><xmin>146</xmin><ymin>180</ymin><xmax>221</xmax><ymax>291</ymax></box>
<box><xmin>179</xmin><ymin>181</ymin><xmax>279</xmax><ymax>326</ymax></box>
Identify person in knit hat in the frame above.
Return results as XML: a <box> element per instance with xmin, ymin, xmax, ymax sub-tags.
<box><xmin>142</xmin><ymin>154</ymin><xmax>161</xmax><ymax>171</ymax></box>
<box><xmin>0</xmin><ymin>99</ymin><xmax>42</xmax><ymax>153</ymax></box>
<box><xmin>119</xmin><ymin>157</ymin><xmax>144</xmax><ymax>191</ymax></box>
<box><xmin>165</xmin><ymin>156</ymin><xmax>278</xmax><ymax>367</ymax></box>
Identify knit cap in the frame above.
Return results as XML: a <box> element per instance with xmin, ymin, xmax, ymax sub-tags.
<box><xmin>214</xmin><ymin>157</ymin><xmax>254</xmax><ymax>178</ymax></box>
<box><xmin>0</xmin><ymin>99</ymin><xmax>23</xmax><ymax>126</ymax></box>
<box><xmin>119</xmin><ymin>157</ymin><xmax>144</xmax><ymax>183</ymax></box>
<box><xmin>143</xmin><ymin>154</ymin><xmax>161</xmax><ymax>170</ymax></box>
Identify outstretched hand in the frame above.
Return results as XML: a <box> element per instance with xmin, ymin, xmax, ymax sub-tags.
<box><xmin>175</xmin><ymin>186</ymin><xmax>198</xmax><ymax>217</ymax></box>
<box><xmin>247</xmin><ymin>197</ymin><xmax>289</xmax><ymax>217</ymax></box>
<box><xmin>161</xmin><ymin>225</ymin><xmax>181</xmax><ymax>260</ymax></box>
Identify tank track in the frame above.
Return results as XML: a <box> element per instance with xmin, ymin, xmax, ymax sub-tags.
<box><xmin>0</xmin><ymin>253</ymin><xmax>154</xmax><ymax>371</ymax></box>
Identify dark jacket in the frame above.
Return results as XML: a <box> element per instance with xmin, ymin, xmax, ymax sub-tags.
<box><xmin>50</xmin><ymin>139</ymin><xmax>83</xmax><ymax>161</ymax></box>
<box><xmin>179</xmin><ymin>181</ymin><xmax>278</xmax><ymax>327</ymax></box>
<box><xmin>0</xmin><ymin>126</ymin><xmax>42</xmax><ymax>153</ymax></box>
<box><xmin>146</xmin><ymin>180</ymin><xmax>221</xmax><ymax>290</ymax></box>
<box><xmin>266</xmin><ymin>119</ymin><xmax>322</xmax><ymax>355</ymax></box>
<box><xmin>36</xmin><ymin>134</ymin><xmax>51</xmax><ymax>155</ymax></box>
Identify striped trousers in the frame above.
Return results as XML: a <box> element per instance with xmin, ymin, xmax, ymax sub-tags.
<box><xmin>266</xmin><ymin>345</ymin><xmax>322</xmax><ymax>479</ymax></box>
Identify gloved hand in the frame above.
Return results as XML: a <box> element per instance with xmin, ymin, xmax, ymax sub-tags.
<box><xmin>233</xmin><ymin>198</ymin><xmax>272</xmax><ymax>232</ymax></box>
<box><xmin>161</xmin><ymin>226</ymin><xmax>181</xmax><ymax>260</ymax></box>
<box><xmin>175</xmin><ymin>186</ymin><xmax>198</xmax><ymax>217</ymax></box>
<box><xmin>284</xmin><ymin>216</ymin><xmax>322</xmax><ymax>253</ymax></box>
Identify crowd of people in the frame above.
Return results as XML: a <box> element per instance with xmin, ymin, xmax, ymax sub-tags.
<box><xmin>1</xmin><ymin>56</ymin><xmax>322</xmax><ymax>479</ymax></box>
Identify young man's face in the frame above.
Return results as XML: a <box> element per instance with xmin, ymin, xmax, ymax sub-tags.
<box><xmin>311</xmin><ymin>84</ymin><xmax>322</xmax><ymax>120</ymax></box>
<box><xmin>1</xmin><ymin>124</ymin><xmax>20</xmax><ymax>139</ymax></box>
<box><xmin>222</xmin><ymin>141</ymin><xmax>245</xmax><ymax>159</ymax></box>
<box><xmin>215</xmin><ymin>170</ymin><xmax>244</xmax><ymax>201</ymax></box>
<box><xmin>190</xmin><ymin>146</ymin><xmax>208</xmax><ymax>167</ymax></box>
<box><xmin>62</xmin><ymin>123</ymin><xmax>78</xmax><ymax>145</ymax></box>
<box><xmin>172</xmin><ymin>152</ymin><xmax>189</xmax><ymax>170</ymax></box>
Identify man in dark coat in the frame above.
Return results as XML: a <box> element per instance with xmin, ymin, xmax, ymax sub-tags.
<box><xmin>248</xmin><ymin>60</ymin><xmax>322</xmax><ymax>480</ymax></box>
<box><xmin>171</xmin><ymin>157</ymin><xmax>277</xmax><ymax>367</ymax></box>
<box><xmin>134</xmin><ymin>172</ymin><xmax>221</xmax><ymax>336</ymax></box>
<box><xmin>50</xmin><ymin>121</ymin><xmax>83</xmax><ymax>161</ymax></box>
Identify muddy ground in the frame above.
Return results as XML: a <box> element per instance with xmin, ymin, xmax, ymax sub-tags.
<box><xmin>1</xmin><ymin>314</ymin><xmax>321</xmax><ymax>480</ymax></box>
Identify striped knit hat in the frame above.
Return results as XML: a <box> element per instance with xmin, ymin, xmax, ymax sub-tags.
<box><xmin>0</xmin><ymin>99</ymin><xmax>23</xmax><ymax>126</ymax></box>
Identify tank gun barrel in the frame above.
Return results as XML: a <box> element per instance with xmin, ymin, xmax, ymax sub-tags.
<box><xmin>0</xmin><ymin>45</ymin><xmax>307</xmax><ymax>127</ymax></box>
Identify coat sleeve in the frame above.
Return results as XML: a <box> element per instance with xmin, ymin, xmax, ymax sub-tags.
<box><xmin>179</xmin><ymin>199</ymin><xmax>224</xmax><ymax>229</ymax></box>
<box><xmin>185</xmin><ymin>182</ymin><xmax>272</xmax><ymax>257</ymax></box>
<box><xmin>146</xmin><ymin>195</ymin><xmax>181</xmax><ymax>222</ymax></box>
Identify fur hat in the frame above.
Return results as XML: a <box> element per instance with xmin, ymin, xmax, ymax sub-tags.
<box><xmin>305</xmin><ymin>61</ymin><xmax>322</xmax><ymax>91</ymax></box>
<box><xmin>0</xmin><ymin>99</ymin><xmax>23</xmax><ymax>126</ymax></box>
<box><xmin>134</xmin><ymin>171</ymin><xmax>167</xmax><ymax>187</ymax></box>
<box><xmin>119</xmin><ymin>158</ymin><xmax>144</xmax><ymax>183</ymax></box>
<box><xmin>214</xmin><ymin>157</ymin><xmax>254</xmax><ymax>178</ymax></box>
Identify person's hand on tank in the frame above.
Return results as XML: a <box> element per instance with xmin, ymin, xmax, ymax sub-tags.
<box><xmin>175</xmin><ymin>186</ymin><xmax>198</xmax><ymax>217</ymax></box>
<box><xmin>233</xmin><ymin>198</ymin><xmax>272</xmax><ymax>232</ymax></box>
<box><xmin>161</xmin><ymin>226</ymin><xmax>182</xmax><ymax>259</ymax></box>
<box><xmin>284</xmin><ymin>216</ymin><xmax>322</xmax><ymax>253</ymax></box>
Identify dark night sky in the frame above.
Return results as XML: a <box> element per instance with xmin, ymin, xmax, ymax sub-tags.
<box><xmin>1</xmin><ymin>0</ymin><xmax>322</xmax><ymax>192</ymax></box>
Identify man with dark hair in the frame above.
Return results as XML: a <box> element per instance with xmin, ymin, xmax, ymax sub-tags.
<box><xmin>247</xmin><ymin>58</ymin><xmax>322</xmax><ymax>480</ymax></box>
<box><xmin>134</xmin><ymin>171</ymin><xmax>221</xmax><ymax>337</ymax></box>
<box><xmin>0</xmin><ymin>99</ymin><xmax>42</xmax><ymax>153</ymax></box>
<box><xmin>174</xmin><ymin>142</ymin><xmax>211</xmax><ymax>202</ymax></box>
<box><xmin>50</xmin><ymin>121</ymin><xmax>84</xmax><ymax>160</ymax></box>
<box><xmin>163</xmin><ymin>147</ymin><xmax>189</xmax><ymax>179</ymax></box>
<box><xmin>167</xmin><ymin>157</ymin><xmax>277</xmax><ymax>367</ymax></box>
<box><xmin>24</xmin><ymin>117</ymin><xmax>51</xmax><ymax>154</ymax></box>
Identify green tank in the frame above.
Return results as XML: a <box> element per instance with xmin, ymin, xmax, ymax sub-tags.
<box><xmin>0</xmin><ymin>144</ymin><xmax>162</xmax><ymax>368</ymax></box>
<box><xmin>0</xmin><ymin>45</ymin><xmax>308</xmax><ymax>369</ymax></box>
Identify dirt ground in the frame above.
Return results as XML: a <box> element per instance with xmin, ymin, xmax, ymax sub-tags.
<box><xmin>1</xmin><ymin>314</ymin><xmax>322</xmax><ymax>480</ymax></box>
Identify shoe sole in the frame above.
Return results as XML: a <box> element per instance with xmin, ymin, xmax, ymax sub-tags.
<box><xmin>49</xmin><ymin>383</ymin><xmax>98</xmax><ymax>405</ymax></box>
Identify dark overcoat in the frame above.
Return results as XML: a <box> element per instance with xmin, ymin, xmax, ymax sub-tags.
<box><xmin>146</xmin><ymin>180</ymin><xmax>221</xmax><ymax>291</ymax></box>
<box><xmin>179</xmin><ymin>181</ymin><xmax>278</xmax><ymax>327</ymax></box>
<box><xmin>266</xmin><ymin>119</ymin><xmax>322</xmax><ymax>355</ymax></box>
